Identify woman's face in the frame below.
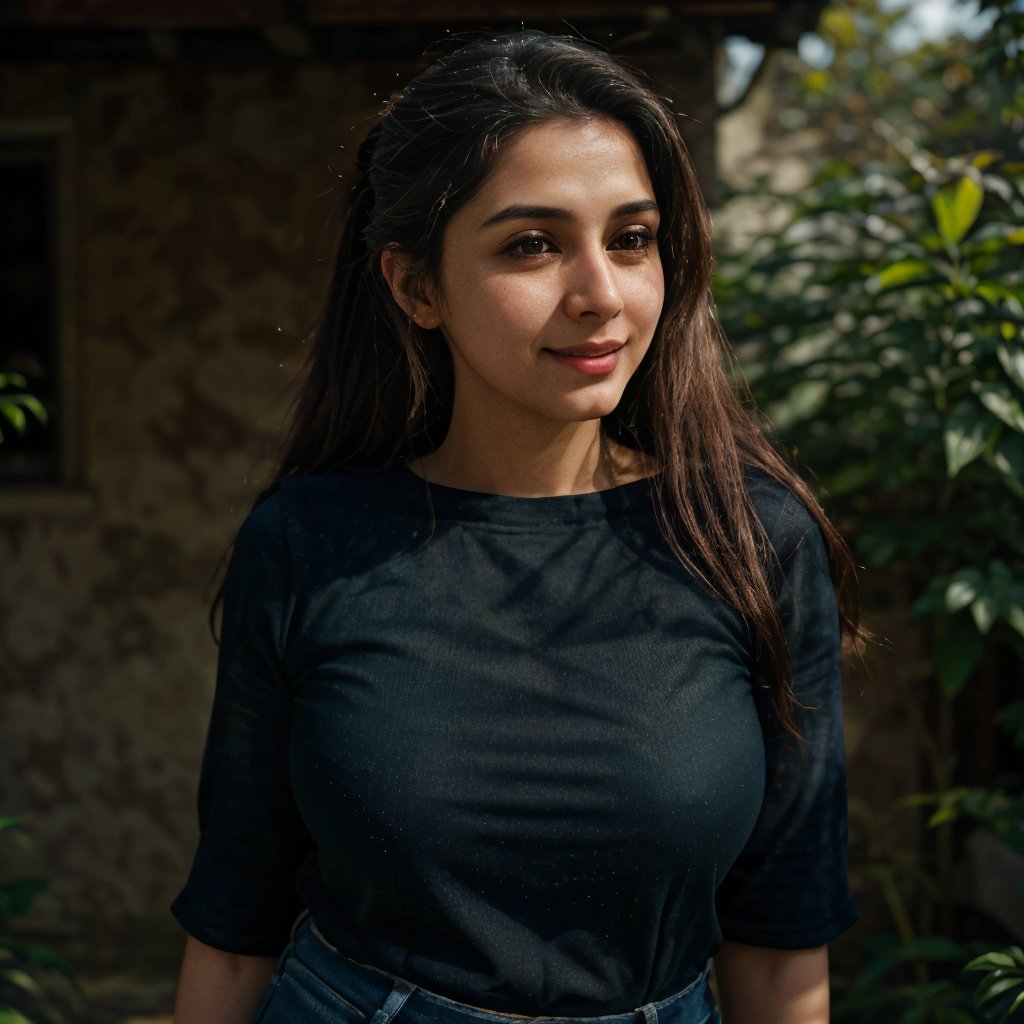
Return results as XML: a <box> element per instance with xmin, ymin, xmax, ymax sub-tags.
<box><xmin>420</xmin><ymin>117</ymin><xmax>665</xmax><ymax>433</ymax></box>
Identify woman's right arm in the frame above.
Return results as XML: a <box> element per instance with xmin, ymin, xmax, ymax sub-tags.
<box><xmin>172</xmin><ymin>493</ymin><xmax>311</xmax><ymax>1020</ymax></box>
<box><xmin>173</xmin><ymin>935</ymin><xmax>277</xmax><ymax>1024</ymax></box>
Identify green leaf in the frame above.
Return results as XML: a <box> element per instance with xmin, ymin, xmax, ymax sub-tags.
<box><xmin>765</xmin><ymin>380</ymin><xmax>829</xmax><ymax>431</ymax></box>
<box><xmin>935</xmin><ymin>616</ymin><xmax>983</xmax><ymax>695</ymax></box>
<box><xmin>977</xmin><ymin>973</ymin><xmax>1024</xmax><ymax>1004</ymax></box>
<box><xmin>869</xmin><ymin>259</ymin><xmax>932</xmax><ymax>293</ymax></box>
<box><xmin>0</xmin><ymin>815</ymin><xmax>25</xmax><ymax>831</ymax></box>
<box><xmin>0</xmin><ymin>1009</ymin><xmax>35</xmax><ymax>1024</ymax></box>
<box><xmin>944</xmin><ymin>399</ymin><xmax>994</xmax><ymax>477</ymax></box>
<box><xmin>900</xmin><ymin>791</ymin><xmax>943</xmax><ymax>808</ymax></box>
<box><xmin>0</xmin><ymin>878</ymin><xmax>48</xmax><ymax>920</ymax></box>
<box><xmin>993</xmin><ymin>434</ymin><xmax>1024</xmax><ymax>499</ymax></box>
<box><xmin>972</xmin><ymin>596</ymin><xmax>998</xmax><ymax>635</ymax></box>
<box><xmin>980</xmin><ymin>383</ymin><xmax>1024</xmax><ymax>434</ymax></box>
<box><xmin>1008</xmin><ymin>988</ymin><xmax>1024</xmax><ymax>1016</ymax></box>
<box><xmin>933</xmin><ymin>176</ymin><xmax>985</xmax><ymax>247</ymax></box>
<box><xmin>929</xmin><ymin>804</ymin><xmax>960</xmax><ymax>826</ymax></box>
<box><xmin>965</xmin><ymin>948</ymin><xmax>1024</xmax><ymax>973</ymax></box>
<box><xmin>820</xmin><ymin>7</ymin><xmax>859</xmax><ymax>48</ymax></box>
<box><xmin>946</xmin><ymin>569</ymin><xmax>987</xmax><ymax>612</ymax></box>
<box><xmin>0</xmin><ymin>967</ymin><xmax>42</xmax><ymax>996</ymax></box>
<box><xmin>17</xmin><ymin>395</ymin><xmax>47</xmax><ymax>424</ymax></box>
<box><xmin>974</xmin><ymin>280</ymin><xmax>1024</xmax><ymax>306</ymax></box>
<box><xmin>971</xmin><ymin>150</ymin><xmax>1003</xmax><ymax>170</ymax></box>
<box><xmin>823</xmin><ymin>459</ymin><xmax>877</xmax><ymax>498</ymax></box>
<box><xmin>0</xmin><ymin>402</ymin><xmax>27</xmax><ymax>436</ymax></box>
<box><xmin>998</xmin><ymin>344</ymin><xmax>1024</xmax><ymax>391</ymax></box>
<box><xmin>1006</xmin><ymin>605</ymin><xmax>1024</xmax><ymax>637</ymax></box>
<box><xmin>1</xmin><ymin>935</ymin><xmax>75</xmax><ymax>979</ymax></box>
<box><xmin>913</xmin><ymin>578</ymin><xmax>948</xmax><ymax>619</ymax></box>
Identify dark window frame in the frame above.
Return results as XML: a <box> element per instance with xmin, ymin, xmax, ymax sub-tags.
<box><xmin>0</xmin><ymin>119</ymin><xmax>80</xmax><ymax>493</ymax></box>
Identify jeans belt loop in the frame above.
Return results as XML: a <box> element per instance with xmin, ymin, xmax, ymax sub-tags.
<box><xmin>371</xmin><ymin>979</ymin><xmax>417</xmax><ymax>1024</ymax></box>
<box><xmin>635</xmin><ymin>1003</ymin><xmax>659</xmax><ymax>1024</ymax></box>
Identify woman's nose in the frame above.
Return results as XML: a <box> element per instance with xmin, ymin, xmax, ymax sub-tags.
<box><xmin>562</xmin><ymin>249</ymin><xmax>624</xmax><ymax>322</ymax></box>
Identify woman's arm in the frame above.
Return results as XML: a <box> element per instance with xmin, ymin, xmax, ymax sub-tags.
<box><xmin>714</xmin><ymin>941</ymin><xmax>830</xmax><ymax>1024</ymax></box>
<box><xmin>173</xmin><ymin>935</ymin><xmax>277</xmax><ymax>1024</ymax></box>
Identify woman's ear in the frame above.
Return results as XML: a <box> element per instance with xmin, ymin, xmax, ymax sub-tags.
<box><xmin>380</xmin><ymin>250</ymin><xmax>442</xmax><ymax>329</ymax></box>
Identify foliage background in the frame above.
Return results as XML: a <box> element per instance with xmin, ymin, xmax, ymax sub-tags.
<box><xmin>713</xmin><ymin>0</ymin><xmax>1024</xmax><ymax>1019</ymax></box>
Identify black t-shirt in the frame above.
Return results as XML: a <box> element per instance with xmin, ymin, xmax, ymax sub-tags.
<box><xmin>171</xmin><ymin>462</ymin><xmax>858</xmax><ymax>1015</ymax></box>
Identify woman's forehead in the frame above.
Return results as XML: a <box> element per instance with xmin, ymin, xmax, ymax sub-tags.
<box><xmin>464</xmin><ymin>118</ymin><xmax>657</xmax><ymax>224</ymax></box>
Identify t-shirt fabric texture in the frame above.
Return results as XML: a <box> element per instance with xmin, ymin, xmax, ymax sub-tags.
<box><xmin>171</xmin><ymin>462</ymin><xmax>858</xmax><ymax>1016</ymax></box>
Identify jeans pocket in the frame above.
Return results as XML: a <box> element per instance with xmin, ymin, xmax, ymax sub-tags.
<box><xmin>249</xmin><ymin>938</ymin><xmax>299</xmax><ymax>1024</ymax></box>
<box><xmin>250</xmin><ymin>967</ymin><xmax>285</xmax><ymax>1024</ymax></box>
<box><xmin>252</xmin><ymin>953</ymin><xmax>370</xmax><ymax>1024</ymax></box>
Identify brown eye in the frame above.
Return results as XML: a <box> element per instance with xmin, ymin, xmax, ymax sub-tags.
<box><xmin>613</xmin><ymin>230</ymin><xmax>654</xmax><ymax>252</ymax></box>
<box><xmin>507</xmin><ymin>235</ymin><xmax>554</xmax><ymax>258</ymax></box>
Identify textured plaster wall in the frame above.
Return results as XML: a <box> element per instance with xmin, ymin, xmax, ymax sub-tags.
<box><xmin>0</xmin><ymin>58</ymin><xmax>401</xmax><ymax>967</ymax></box>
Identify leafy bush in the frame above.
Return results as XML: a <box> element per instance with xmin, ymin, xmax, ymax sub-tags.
<box><xmin>0</xmin><ymin>817</ymin><xmax>77</xmax><ymax>1024</ymax></box>
<box><xmin>717</xmin><ymin>141</ymin><xmax>1024</xmax><ymax>673</ymax></box>
<box><xmin>713</xmin><ymin>1</ymin><xmax>1023</xmax><ymax>1019</ymax></box>
<box><xmin>965</xmin><ymin>947</ymin><xmax>1024</xmax><ymax>1022</ymax></box>
<box><xmin>0</xmin><ymin>374</ymin><xmax>46</xmax><ymax>447</ymax></box>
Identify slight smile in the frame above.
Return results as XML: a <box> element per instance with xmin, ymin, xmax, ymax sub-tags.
<box><xmin>543</xmin><ymin>341</ymin><xmax>626</xmax><ymax>376</ymax></box>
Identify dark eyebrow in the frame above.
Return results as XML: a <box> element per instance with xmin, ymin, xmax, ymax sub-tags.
<box><xmin>480</xmin><ymin>199</ymin><xmax>659</xmax><ymax>228</ymax></box>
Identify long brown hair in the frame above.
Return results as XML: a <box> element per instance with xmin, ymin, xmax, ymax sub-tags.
<box><xmin>268</xmin><ymin>31</ymin><xmax>860</xmax><ymax>735</ymax></box>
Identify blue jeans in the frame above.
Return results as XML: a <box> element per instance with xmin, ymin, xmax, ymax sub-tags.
<box><xmin>251</xmin><ymin>914</ymin><xmax>720</xmax><ymax>1024</ymax></box>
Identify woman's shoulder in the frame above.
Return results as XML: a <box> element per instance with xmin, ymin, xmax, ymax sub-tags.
<box><xmin>276</xmin><ymin>465</ymin><xmax>404</xmax><ymax>501</ymax></box>
<box><xmin>249</xmin><ymin>466</ymin><xmax>414</xmax><ymax>522</ymax></box>
<box><xmin>238</xmin><ymin>466</ymin><xmax>423</xmax><ymax>576</ymax></box>
<box><xmin>742</xmin><ymin>466</ymin><xmax>826</xmax><ymax>566</ymax></box>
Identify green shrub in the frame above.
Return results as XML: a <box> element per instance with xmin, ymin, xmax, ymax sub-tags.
<box><xmin>713</xmin><ymin>3</ymin><xmax>1023</xmax><ymax>1019</ymax></box>
<box><xmin>0</xmin><ymin>817</ymin><xmax>77</xmax><ymax>1024</ymax></box>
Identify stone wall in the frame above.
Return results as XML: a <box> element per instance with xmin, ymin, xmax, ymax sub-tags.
<box><xmin>0</xmin><ymin>57</ymin><xmax>403</xmax><ymax>968</ymax></box>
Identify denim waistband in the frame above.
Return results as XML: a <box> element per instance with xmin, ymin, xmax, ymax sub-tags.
<box><xmin>282</xmin><ymin>913</ymin><xmax>718</xmax><ymax>1024</ymax></box>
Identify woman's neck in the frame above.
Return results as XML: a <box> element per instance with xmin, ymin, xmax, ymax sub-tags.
<box><xmin>409</xmin><ymin>410</ymin><xmax>655</xmax><ymax>497</ymax></box>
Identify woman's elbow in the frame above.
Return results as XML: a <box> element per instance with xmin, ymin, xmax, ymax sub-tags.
<box><xmin>173</xmin><ymin>934</ymin><xmax>277</xmax><ymax>1024</ymax></box>
<box><xmin>713</xmin><ymin>941</ymin><xmax>830</xmax><ymax>1024</ymax></box>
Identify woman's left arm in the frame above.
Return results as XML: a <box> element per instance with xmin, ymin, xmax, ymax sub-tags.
<box><xmin>714</xmin><ymin>941</ymin><xmax>830</xmax><ymax>1024</ymax></box>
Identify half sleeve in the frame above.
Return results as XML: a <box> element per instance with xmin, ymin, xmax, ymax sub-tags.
<box><xmin>715</xmin><ymin>496</ymin><xmax>859</xmax><ymax>948</ymax></box>
<box><xmin>171</xmin><ymin>490</ymin><xmax>313</xmax><ymax>955</ymax></box>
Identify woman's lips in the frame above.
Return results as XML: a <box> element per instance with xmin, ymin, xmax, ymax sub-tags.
<box><xmin>544</xmin><ymin>342</ymin><xmax>624</xmax><ymax>376</ymax></box>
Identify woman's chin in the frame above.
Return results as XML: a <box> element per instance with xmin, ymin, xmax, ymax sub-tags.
<box><xmin>555</xmin><ymin>388</ymin><xmax>632</xmax><ymax>424</ymax></box>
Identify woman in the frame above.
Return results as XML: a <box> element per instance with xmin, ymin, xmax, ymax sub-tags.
<box><xmin>172</xmin><ymin>31</ymin><xmax>860</xmax><ymax>1024</ymax></box>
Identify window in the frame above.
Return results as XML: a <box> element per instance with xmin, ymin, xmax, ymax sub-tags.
<box><xmin>0</xmin><ymin>121</ymin><xmax>76</xmax><ymax>487</ymax></box>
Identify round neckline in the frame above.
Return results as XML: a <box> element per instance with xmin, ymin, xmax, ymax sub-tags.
<box><xmin>388</xmin><ymin>459</ymin><xmax>659</xmax><ymax>527</ymax></box>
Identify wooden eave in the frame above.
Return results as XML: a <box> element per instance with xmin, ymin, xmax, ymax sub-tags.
<box><xmin>1</xmin><ymin>1</ymin><xmax>827</xmax><ymax>61</ymax></box>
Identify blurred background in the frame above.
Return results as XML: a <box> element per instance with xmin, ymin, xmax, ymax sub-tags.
<box><xmin>1</xmin><ymin>1</ymin><xmax>1021</xmax><ymax>1021</ymax></box>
